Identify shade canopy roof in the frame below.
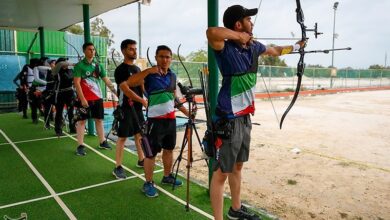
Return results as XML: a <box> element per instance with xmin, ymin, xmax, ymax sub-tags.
<box><xmin>0</xmin><ymin>0</ymin><xmax>138</xmax><ymax>30</ymax></box>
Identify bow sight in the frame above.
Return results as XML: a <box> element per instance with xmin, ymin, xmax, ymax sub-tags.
<box><xmin>177</xmin><ymin>82</ymin><xmax>203</xmax><ymax>97</ymax></box>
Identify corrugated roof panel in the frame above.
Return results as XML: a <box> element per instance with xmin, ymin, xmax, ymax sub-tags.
<box><xmin>44</xmin><ymin>30</ymin><xmax>66</xmax><ymax>55</ymax></box>
<box><xmin>0</xmin><ymin>29</ymin><xmax>15</xmax><ymax>52</ymax></box>
<box><xmin>16</xmin><ymin>31</ymin><xmax>39</xmax><ymax>54</ymax></box>
<box><xmin>65</xmin><ymin>32</ymin><xmax>84</xmax><ymax>60</ymax></box>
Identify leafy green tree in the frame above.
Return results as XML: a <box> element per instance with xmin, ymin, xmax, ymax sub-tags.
<box><xmin>259</xmin><ymin>55</ymin><xmax>287</xmax><ymax>66</ymax></box>
<box><xmin>64</xmin><ymin>17</ymin><xmax>114</xmax><ymax>47</ymax></box>
<box><xmin>186</xmin><ymin>49</ymin><xmax>207</xmax><ymax>62</ymax></box>
<box><xmin>64</xmin><ymin>24</ymin><xmax>84</xmax><ymax>35</ymax></box>
<box><xmin>172</xmin><ymin>53</ymin><xmax>186</xmax><ymax>61</ymax></box>
<box><xmin>90</xmin><ymin>17</ymin><xmax>114</xmax><ymax>47</ymax></box>
<box><xmin>258</xmin><ymin>44</ymin><xmax>287</xmax><ymax>66</ymax></box>
<box><xmin>369</xmin><ymin>64</ymin><xmax>385</xmax><ymax>69</ymax></box>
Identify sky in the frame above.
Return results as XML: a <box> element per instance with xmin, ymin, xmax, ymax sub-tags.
<box><xmin>98</xmin><ymin>0</ymin><xmax>390</xmax><ymax>69</ymax></box>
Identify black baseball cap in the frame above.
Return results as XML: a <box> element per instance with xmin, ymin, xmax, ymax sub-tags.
<box><xmin>223</xmin><ymin>5</ymin><xmax>258</xmax><ymax>30</ymax></box>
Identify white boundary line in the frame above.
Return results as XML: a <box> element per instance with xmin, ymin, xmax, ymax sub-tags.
<box><xmin>0</xmin><ymin>135</ymin><xmax>76</xmax><ymax>146</ymax></box>
<box><xmin>65</xmin><ymin>132</ymin><xmax>213</xmax><ymax>219</ymax></box>
<box><xmin>0</xmin><ymin>169</ymin><xmax>164</xmax><ymax>210</ymax></box>
<box><xmin>0</xmin><ymin>129</ymin><xmax>76</xmax><ymax>219</ymax></box>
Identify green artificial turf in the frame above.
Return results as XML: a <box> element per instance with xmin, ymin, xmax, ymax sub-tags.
<box><xmin>61</xmin><ymin>178</ymin><xmax>210</xmax><ymax>219</ymax></box>
<box><xmin>0</xmin><ymin>198</ymin><xmax>68</xmax><ymax>219</ymax></box>
<box><xmin>0</xmin><ymin>144</ymin><xmax>49</xmax><ymax>206</ymax></box>
<box><xmin>0</xmin><ymin>112</ymin><xmax>274</xmax><ymax>219</ymax></box>
<box><xmin>0</xmin><ymin>113</ymin><xmax>54</xmax><ymax>142</ymax></box>
<box><xmin>16</xmin><ymin>137</ymin><xmax>133</xmax><ymax>193</ymax></box>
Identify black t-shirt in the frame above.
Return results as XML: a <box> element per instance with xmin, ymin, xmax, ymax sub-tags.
<box><xmin>114</xmin><ymin>63</ymin><xmax>143</xmax><ymax>110</ymax></box>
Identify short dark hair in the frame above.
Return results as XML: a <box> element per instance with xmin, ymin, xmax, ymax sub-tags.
<box><xmin>121</xmin><ymin>39</ymin><xmax>137</xmax><ymax>50</ymax></box>
<box><xmin>82</xmin><ymin>42</ymin><xmax>94</xmax><ymax>51</ymax></box>
<box><xmin>56</xmin><ymin>57</ymin><xmax>68</xmax><ymax>63</ymax></box>
<box><xmin>29</xmin><ymin>58</ymin><xmax>40</xmax><ymax>67</ymax></box>
<box><xmin>155</xmin><ymin>45</ymin><xmax>172</xmax><ymax>56</ymax></box>
<box><xmin>39</xmin><ymin>57</ymin><xmax>49</xmax><ymax>65</ymax></box>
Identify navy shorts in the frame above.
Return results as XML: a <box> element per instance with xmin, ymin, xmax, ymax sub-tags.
<box><xmin>146</xmin><ymin>118</ymin><xmax>176</xmax><ymax>157</ymax></box>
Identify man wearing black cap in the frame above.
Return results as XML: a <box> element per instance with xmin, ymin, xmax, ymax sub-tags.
<box><xmin>206</xmin><ymin>5</ymin><xmax>305</xmax><ymax>220</ymax></box>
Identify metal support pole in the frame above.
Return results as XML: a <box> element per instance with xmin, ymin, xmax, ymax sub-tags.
<box><xmin>138</xmin><ymin>2</ymin><xmax>142</xmax><ymax>58</ymax></box>
<box><xmin>83</xmin><ymin>4</ymin><xmax>91</xmax><ymax>43</ymax></box>
<box><xmin>330</xmin><ymin>2</ymin><xmax>339</xmax><ymax>88</ymax></box>
<box><xmin>207</xmin><ymin>0</ymin><xmax>218</xmax><ymax>188</ymax></box>
<box><xmin>83</xmin><ymin>4</ymin><xmax>95</xmax><ymax>135</ymax></box>
<box><xmin>38</xmin><ymin>27</ymin><xmax>45</xmax><ymax>58</ymax></box>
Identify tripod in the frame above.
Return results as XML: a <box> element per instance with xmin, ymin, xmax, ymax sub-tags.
<box><xmin>172</xmin><ymin>94</ymin><xmax>208</xmax><ymax>211</ymax></box>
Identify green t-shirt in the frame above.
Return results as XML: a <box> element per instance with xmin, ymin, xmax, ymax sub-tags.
<box><xmin>73</xmin><ymin>58</ymin><xmax>107</xmax><ymax>101</ymax></box>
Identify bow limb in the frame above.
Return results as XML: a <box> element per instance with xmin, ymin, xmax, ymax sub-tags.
<box><xmin>111</xmin><ymin>49</ymin><xmax>118</xmax><ymax>68</ymax></box>
<box><xmin>146</xmin><ymin>47</ymin><xmax>153</xmax><ymax>67</ymax></box>
<box><xmin>177</xmin><ymin>44</ymin><xmax>193</xmax><ymax>88</ymax></box>
<box><xmin>63</xmin><ymin>36</ymin><xmax>81</xmax><ymax>61</ymax></box>
<box><xmin>279</xmin><ymin>0</ymin><xmax>306</xmax><ymax>129</ymax></box>
<box><xmin>279</xmin><ymin>53</ymin><xmax>304</xmax><ymax>129</ymax></box>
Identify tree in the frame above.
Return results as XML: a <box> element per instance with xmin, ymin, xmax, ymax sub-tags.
<box><xmin>172</xmin><ymin>53</ymin><xmax>186</xmax><ymax>61</ymax></box>
<box><xmin>64</xmin><ymin>24</ymin><xmax>83</xmax><ymax>35</ymax></box>
<box><xmin>258</xmin><ymin>44</ymin><xmax>287</xmax><ymax>66</ymax></box>
<box><xmin>259</xmin><ymin>55</ymin><xmax>287</xmax><ymax>66</ymax></box>
<box><xmin>186</xmin><ymin>49</ymin><xmax>207</xmax><ymax>62</ymax></box>
<box><xmin>64</xmin><ymin>17</ymin><xmax>114</xmax><ymax>47</ymax></box>
<box><xmin>369</xmin><ymin>64</ymin><xmax>384</xmax><ymax>69</ymax></box>
<box><xmin>90</xmin><ymin>17</ymin><xmax>114</xmax><ymax>47</ymax></box>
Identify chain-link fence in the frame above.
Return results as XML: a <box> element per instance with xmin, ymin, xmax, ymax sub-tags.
<box><xmin>166</xmin><ymin>62</ymin><xmax>390</xmax><ymax>93</ymax></box>
<box><xmin>105</xmin><ymin>59</ymin><xmax>390</xmax><ymax>98</ymax></box>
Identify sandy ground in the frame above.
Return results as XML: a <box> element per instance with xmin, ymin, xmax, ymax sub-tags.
<box><xmin>157</xmin><ymin>90</ymin><xmax>390</xmax><ymax>220</ymax></box>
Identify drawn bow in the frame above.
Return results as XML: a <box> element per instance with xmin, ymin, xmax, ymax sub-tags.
<box><xmin>278</xmin><ymin>0</ymin><xmax>351</xmax><ymax>129</ymax></box>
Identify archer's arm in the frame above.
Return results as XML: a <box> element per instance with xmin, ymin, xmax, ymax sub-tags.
<box><xmin>206</xmin><ymin>27</ymin><xmax>252</xmax><ymax>51</ymax></box>
<box><xmin>263</xmin><ymin>40</ymin><xmax>306</xmax><ymax>56</ymax></box>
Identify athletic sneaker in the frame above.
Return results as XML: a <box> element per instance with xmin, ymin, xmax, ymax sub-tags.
<box><xmin>76</xmin><ymin>145</ymin><xmax>86</xmax><ymax>156</ymax></box>
<box><xmin>99</xmin><ymin>140</ymin><xmax>112</xmax><ymax>150</ymax></box>
<box><xmin>112</xmin><ymin>166</ymin><xmax>127</xmax><ymax>179</ymax></box>
<box><xmin>161</xmin><ymin>174</ymin><xmax>183</xmax><ymax>186</ymax></box>
<box><xmin>227</xmin><ymin>205</ymin><xmax>261</xmax><ymax>220</ymax></box>
<box><xmin>142</xmin><ymin>181</ymin><xmax>158</xmax><ymax>198</ymax></box>
<box><xmin>136</xmin><ymin>159</ymin><xmax>144</xmax><ymax>168</ymax></box>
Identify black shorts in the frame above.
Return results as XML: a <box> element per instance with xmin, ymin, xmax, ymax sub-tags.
<box><xmin>76</xmin><ymin>99</ymin><xmax>104</xmax><ymax>120</ymax></box>
<box><xmin>117</xmin><ymin>106</ymin><xmax>144</xmax><ymax>138</ymax></box>
<box><xmin>146</xmin><ymin>118</ymin><xmax>176</xmax><ymax>157</ymax></box>
<box><xmin>87</xmin><ymin>99</ymin><xmax>104</xmax><ymax>119</ymax></box>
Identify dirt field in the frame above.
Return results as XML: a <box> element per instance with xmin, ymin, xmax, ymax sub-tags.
<box><xmin>166</xmin><ymin>90</ymin><xmax>390</xmax><ymax>220</ymax></box>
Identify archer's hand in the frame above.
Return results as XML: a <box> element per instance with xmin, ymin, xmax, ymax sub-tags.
<box><xmin>238</xmin><ymin>32</ymin><xmax>252</xmax><ymax>45</ymax></box>
<box><xmin>81</xmin><ymin>99</ymin><xmax>89</xmax><ymax>108</ymax></box>
<box><xmin>141</xmin><ymin>99</ymin><xmax>148</xmax><ymax>108</ymax></box>
<box><xmin>147</xmin><ymin>66</ymin><xmax>162</xmax><ymax>76</ymax></box>
<box><xmin>295</xmin><ymin>40</ymin><xmax>307</xmax><ymax>49</ymax></box>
